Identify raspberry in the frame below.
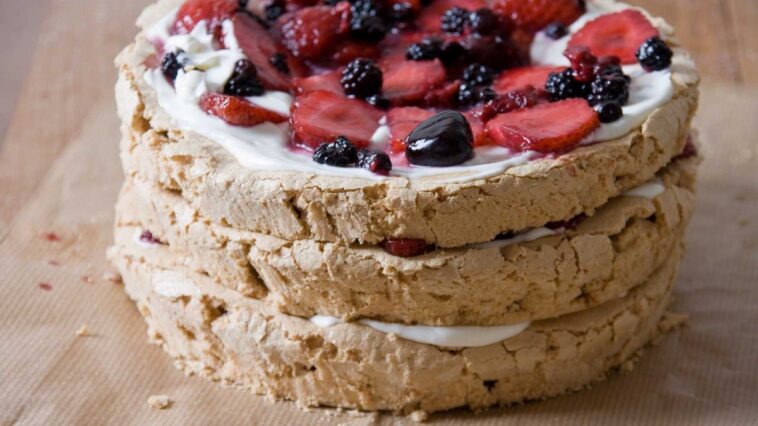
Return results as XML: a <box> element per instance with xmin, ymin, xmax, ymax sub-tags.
<box><xmin>564</xmin><ymin>45</ymin><xmax>597</xmax><ymax>82</ymax></box>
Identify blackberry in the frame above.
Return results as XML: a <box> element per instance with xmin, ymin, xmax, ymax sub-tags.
<box><xmin>357</xmin><ymin>149</ymin><xmax>393</xmax><ymax>175</ymax></box>
<box><xmin>312</xmin><ymin>136</ymin><xmax>359</xmax><ymax>166</ymax></box>
<box><xmin>636</xmin><ymin>36</ymin><xmax>673</xmax><ymax>71</ymax></box>
<box><xmin>224</xmin><ymin>59</ymin><xmax>264</xmax><ymax>96</ymax></box>
<box><xmin>467</xmin><ymin>35</ymin><xmax>524</xmax><ymax>71</ymax></box>
<box><xmin>543</xmin><ymin>22</ymin><xmax>568</xmax><ymax>39</ymax></box>
<box><xmin>468</xmin><ymin>8</ymin><xmax>498</xmax><ymax>35</ymax></box>
<box><xmin>406</xmin><ymin>38</ymin><xmax>442</xmax><ymax>61</ymax></box>
<box><xmin>365</xmin><ymin>94</ymin><xmax>391</xmax><ymax>109</ymax></box>
<box><xmin>596</xmin><ymin>64</ymin><xmax>630</xmax><ymax>82</ymax></box>
<box><xmin>350</xmin><ymin>0</ymin><xmax>387</xmax><ymax>42</ymax></box>
<box><xmin>405</xmin><ymin>111</ymin><xmax>473</xmax><ymax>167</ymax></box>
<box><xmin>341</xmin><ymin>58</ymin><xmax>383</xmax><ymax>99</ymax></box>
<box><xmin>462</xmin><ymin>63</ymin><xmax>494</xmax><ymax>86</ymax></box>
<box><xmin>264</xmin><ymin>1</ymin><xmax>285</xmax><ymax>21</ymax></box>
<box><xmin>160</xmin><ymin>50</ymin><xmax>185</xmax><ymax>81</ymax></box>
<box><xmin>458</xmin><ymin>84</ymin><xmax>495</xmax><ymax>105</ymax></box>
<box><xmin>594</xmin><ymin>101</ymin><xmax>623</xmax><ymax>123</ymax></box>
<box><xmin>390</xmin><ymin>2</ymin><xmax>414</xmax><ymax>23</ymax></box>
<box><xmin>440</xmin><ymin>7</ymin><xmax>469</xmax><ymax>34</ymax></box>
<box><xmin>545</xmin><ymin>68</ymin><xmax>586</xmax><ymax>101</ymax></box>
<box><xmin>269</xmin><ymin>52</ymin><xmax>290</xmax><ymax>75</ymax></box>
<box><xmin>439</xmin><ymin>40</ymin><xmax>468</xmax><ymax>66</ymax></box>
<box><xmin>588</xmin><ymin>75</ymin><xmax>629</xmax><ymax>106</ymax></box>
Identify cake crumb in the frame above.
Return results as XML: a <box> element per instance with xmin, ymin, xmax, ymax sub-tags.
<box><xmin>76</xmin><ymin>324</ymin><xmax>90</xmax><ymax>337</ymax></box>
<box><xmin>410</xmin><ymin>410</ymin><xmax>428</xmax><ymax>422</ymax></box>
<box><xmin>147</xmin><ymin>395</ymin><xmax>172</xmax><ymax>410</ymax></box>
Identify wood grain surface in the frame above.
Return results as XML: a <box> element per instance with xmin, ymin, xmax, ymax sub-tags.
<box><xmin>0</xmin><ymin>1</ymin><xmax>756</xmax><ymax>425</ymax></box>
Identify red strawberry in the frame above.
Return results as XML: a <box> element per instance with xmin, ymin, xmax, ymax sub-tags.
<box><xmin>568</xmin><ymin>10</ymin><xmax>659</xmax><ymax>64</ymax></box>
<box><xmin>493</xmin><ymin>65</ymin><xmax>564</xmax><ymax>94</ymax></box>
<box><xmin>382</xmin><ymin>59</ymin><xmax>447</xmax><ymax>105</ymax></box>
<box><xmin>386</xmin><ymin>107</ymin><xmax>433</xmax><ymax>152</ymax></box>
<box><xmin>291</xmin><ymin>70</ymin><xmax>343</xmax><ymax>95</ymax></box>
<box><xmin>200</xmin><ymin>93</ymin><xmax>288</xmax><ymax>127</ymax></box>
<box><xmin>233</xmin><ymin>13</ymin><xmax>305</xmax><ymax>91</ymax></box>
<box><xmin>172</xmin><ymin>0</ymin><xmax>238</xmax><ymax>35</ymax></box>
<box><xmin>417</xmin><ymin>0</ymin><xmax>486</xmax><ymax>33</ymax></box>
<box><xmin>380</xmin><ymin>238</ymin><xmax>433</xmax><ymax>257</ymax></box>
<box><xmin>291</xmin><ymin>91</ymin><xmax>383</xmax><ymax>149</ymax></box>
<box><xmin>463</xmin><ymin>111</ymin><xmax>492</xmax><ymax>146</ymax></box>
<box><xmin>491</xmin><ymin>0</ymin><xmax>584</xmax><ymax>32</ymax></box>
<box><xmin>276</xmin><ymin>4</ymin><xmax>351</xmax><ymax>61</ymax></box>
<box><xmin>330</xmin><ymin>41</ymin><xmax>381</xmax><ymax>65</ymax></box>
<box><xmin>486</xmin><ymin>98</ymin><xmax>599</xmax><ymax>153</ymax></box>
<box><xmin>424</xmin><ymin>79</ymin><xmax>461</xmax><ymax>108</ymax></box>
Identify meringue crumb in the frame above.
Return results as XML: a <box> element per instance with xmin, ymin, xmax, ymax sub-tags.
<box><xmin>147</xmin><ymin>395</ymin><xmax>172</xmax><ymax>410</ymax></box>
<box><xmin>103</xmin><ymin>270</ymin><xmax>123</xmax><ymax>284</ymax></box>
<box><xmin>76</xmin><ymin>324</ymin><xmax>90</xmax><ymax>337</ymax></box>
<box><xmin>410</xmin><ymin>410</ymin><xmax>428</xmax><ymax>422</ymax></box>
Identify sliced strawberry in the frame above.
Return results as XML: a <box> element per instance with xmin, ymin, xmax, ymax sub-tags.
<box><xmin>486</xmin><ymin>98</ymin><xmax>599</xmax><ymax>153</ymax></box>
<box><xmin>200</xmin><ymin>93</ymin><xmax>288</xmax><ymax>127</ymax></box>
<box><xmin>172</xmin><ymin>0</ymin><xmax>238</xmax><ymax>35</ymax></box>
<box><xmin>233</xmin><ymin>13</ymin><xmax>305</xmax><ymax>91</ymax></box>
<box><xmin>386</xmin><ymin>107</ymin><xmax>434</xmax><ymax>152</ymax></box>
<box><xmin>493</xmin><ymin>65</ymin><xmax>564</xmax><ymax>94</ymax></box>
<box><xmin>291</xmin><ymin>70</ymin><xmax>343</xmax><ymax>95</ymax></box>
<box><xmin>568</xmin><ymin>10</ymin><xmax>659</xmax><ymax>64</ymax></box>
<box><xmin>423</xmin><ymin>79</ymin><xmax>461</xmax><ymax>108</ymax></box>
<box><xmin>382</xmin><ymin>59</ymin><xmax>447</xmax><ymax>105</ymax></box>
<box><xmin>330</xmin><ymin>41</ymin><xmax>381</xmax><ymax>65</ymax></box>
<box><xmin>416</xmin><ymin>0</ymin><xmax>486</xmax><ymax>33</ymax></box>
<box><xmin>276</xmin><ymin>3</ymin><xmax>351</xmax><ymax>61</ymax></box>
<box><xmin>291</xmin><ymin>91</ymin><xmax>383</xmax><ymax>149</ymax></box>
<box><xmin>463</xmin><ymin>111</ymin><xmax>492</xmax><ymax>146</ymax></box>
<box><xmin>491</xmin><ymin>0</ymin><xmax>584</xmax><ymax>32</ymax></box>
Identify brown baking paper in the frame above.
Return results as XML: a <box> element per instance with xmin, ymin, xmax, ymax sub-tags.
<box><xmin>0</xmin><ymin>4</ymin><xmax>756</xmax><ymax>422</ymax></box>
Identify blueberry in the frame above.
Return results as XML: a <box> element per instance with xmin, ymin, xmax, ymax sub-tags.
<box><xmin>469</xmin><ymin>8</ymin><xmax>498</xmax><ymax>35</ymax></box>
<box><xmin>406</xmin><ymin>38</ymin><xmax>443</xmax><ymax>61</ymax></box>
<box><xmin>405</xmin><ymin>111</ymin><xmax>473</xmax><ymax>167</ymax></box>
<box><xmin>545</xmin><ymin>68</ymin><xmax>587</xmax><ymax>101</ymax></box>
<box><xmin>595</xmin><ymin>101</ymin><xmax>623</xmax><ymax>123</ymax></box>
<box><xmin>543</xmin><ymin>22</ymin><xmax>568</xmax><ymax>39</ymax></box>
<box><xmin>636</xmin><ymin>36</ymin><xmax>673</xmax><ymax>71</ymax></box>
<box><xmin>440</xmin><ymin>7</ymin><xmax>469</xmax><ymax>34</ymax></box>
<box><xmin>313</xmin><ymin>136</ymin><xmax>359</xmax><ymax>166</ymax></box>
<box><xmin>224</xmin><ymin>59</ymin><xmax>264</xmax><ymax>96</ymax></box>
<box><xmin>462</xmin><ymin>63</ymin><xmax>494</xmax><ymax>86</ymax></box>
<box><xmin>341</xmin><ymin>58</ymin><xmax>383</xmax><ymax>99</ymax></box>
<box><xmin>357</xmin><ymin>149</ymin><xmax>393</xmax><ymax>175</ymax></box>
<box><xmin>264</xmin><ymin>1</ymin><xmax>285</xmax><ymax>21</ymax></box>
<box><xmin>161</xmin><ymin>50</ymin><xmax>185</xmax><ymax>81</ymax></box>
<box><xmin>269</xmin><ymin>52</ymin><xmax>289</xmax><ymax>75</ymax></box>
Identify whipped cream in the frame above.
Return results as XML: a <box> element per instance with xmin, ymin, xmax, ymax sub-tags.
<box><xmin>145</xmin><ymin>1</ymin><xmax>673</xmax><ymax>183</ymax></box>
<box><xmin>310</xmin><ymin>315</ymin><xmax>531</xmax><ymax>348</ymax></box>
<box><xmin>622</xmin><ymin>178</ymin><xmax>665</xmax><ymax>198</ymax></box>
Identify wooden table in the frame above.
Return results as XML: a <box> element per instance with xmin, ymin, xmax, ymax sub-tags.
<box><xmin>1</xmin><ymin>1</ymin><xmax>756</xmax><ymax>424</ymax></box>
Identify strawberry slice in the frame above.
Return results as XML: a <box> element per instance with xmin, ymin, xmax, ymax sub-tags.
<box><xmin>330</xmin><ymin>41</ymin><xmax>381</xmax><ymax>65</ymax></box>
<box><xmin>276</xmin><ymin>4</ymin><xmax>351</xmax><ymax>61</ymax></box>
<box><xmin>291</xmin><ymin>91</ymin><xmax>383</xmax><ymax>149</ymax></box>
<box><xmin>382</xmin><ymin>59</ymin><xmax>447</xmax><ymax>105</ymax></box>
<box><xmin>233</xmin><ymin>13</ymin><xmax>305</xmax><ymax>91</ymax></box>
<box><xmin>172</xmin><ymin>0</ymin><xmax>238</xmax><ymax>35</ymax></box>
<box><xmin>486</xmin><ymin>98</ymin><xmax>599</xmax><ymax>153</ymax></box>
<box><xmin>493</xmin><ymin>65</ymin><xmax>564</xmax><ymax>94</ymax></box>
<box><xmin>491</xmin><ymin>0</ymin><xmax>584</xmax><ymax>32</ymax></box>
<box><xmin>200</xmin><ymin>93</ymin><xmax>288</xmax><ymax>127</ymax></box>
<box><xmin>387</xmin><ymin>107</ymin><xmax>434</xmax><ymax>152</ymax></box>
<box><xmin>463</xmin><ymin>111</ymin><xmax>493</xmax><ymax>146</ymax></box>
<box><xmin>291</xmin><ymin>70</ymin><xmax>343</xmax><ymax>95</ymax></box>
<box><xmin>417</xmin><ymin>0</ymin><xmax>487</xmax><ymax>33</ymax></box>
<box><xmin>568</xmin><ymin>10</ymin><xmax>659</xmax><ymax>64</ymax></box>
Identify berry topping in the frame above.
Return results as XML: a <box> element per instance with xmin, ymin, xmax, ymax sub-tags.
<box><xmin>234</xmin><ymin>13</ymin><xmax>303</xmax><ymax>91</ymax></box>
<box><xmin>172</xmin><ymin>0</ymin><xmax>238</xmax><ymax>35</ymax></box>
<box><xmin>382</xmin><ymin>59</ymin><xmax>447</xmax><ymax>104</ymax></box>
<box><xmin>292</xmin><ymin>70</ymin><xmax>343</xmax><ymax>95</ymax></box>
<box><xmin>568</xmin><ymin>10</ymin><xmax>658</xmax><ymax>64</ymax></box>
<box><xmin>457</xmin><ymin>83</ymin><xmax>496</xmax><ymax>106</ymax></box>
<box><xmin>462</xmin><ymin>63</ymin><xmax>494</xmax><ymax>86</ymax></box>
<box><xmin>564</xmin><ymin>45</ymin><xmax>597</xmax><ymax>82</ymax></box>
<box><xmin>357</xmin><ymin>149</ymin><xmax>393</xmax><ymax>175</ymax></box>
<box><xmin>405</xmin><ymin>111</ymin><xmax>474</xmax><ymax>166</ymax></box>
<box><xmin>594</xmin><ymin>101</ymin><xmax>623</xmax><ymax>123</ymax></box>
<box><xmin>380</xmin><ymin>238</ymin><xmax>434</xmax><ymax>257</ymax></box>
<box><xmin>636</xmin><ymin>36</ymin><xmax>673</xmax><ymax>71</ymax></box>
<box><xmin>341</xmin><ymin>58</ymin><xmax>383</xmax><ymax>99</ymax></box>
<box><xmin>479</xmin><ymin>86</ymin><xmax>546</xmax><ymax>121</ymax></box>
<box><xmin>350</xmin><ymin>0</ymin><xmax>388</xmax><ymax>42</ymax></box>
<box><xmin>224</xmin><ymin>59</ymin><xmax>265</xmax><ymax>96</ymax></box>
<box><xmin>291</xmin><ymin>90</ymin><xmax>383</xmax><ymax>148</ymax></box>
<box><xmin>543</xmin><ymin>21</ymin><xmax>568</xmax><ymax>39</ymax></box>
<box><xmin>440</xmin><ymin>7</ymin><xmax>470</xmax><ymax>34</ymax></box>
<box><xmin>587</xmin><ymin>73</ymin><xmax>629</xmax><ymax>106</ymax></box>
<box><xmin>493</xmin><ymin>65</ymin><xmax>563</xmax><ymax>94</ymax></box>
<box><xmin>491</xmin><ymin>0</ymin><xmax>584</xmax><ymax>32</ymax></box>
<box><xmin>269</xmin><ymin>52</ymin><xmax>290</xmax><ymax>75</ymax></box>
<box><xmin>161</xmin><ymin>50</ymin><xmax>186</xmax><ymax>82</ymax></box>
<box><xmin>417</xmin><ymin>0</ymin><xmax>486</xmax><ymax>33</ymax></box>
<box><xmin>200</xmin><ymin>93</ymin><xmax>287</xmax><ymax>126</ymax></box>
<box><xmin>276</xmin><ymin>4</ymin><xmax>351</xmax><ymax>60</ymax></box>
<box><xmin>468</xmin><ymin>8</ymin><xmax>499</xmax><ymax>35</ymax></box>
<box><xmin>485</xmin><ymin>98</ymin><xmax>599</xmax><ymax>153</ymax></box>
<box><xmin>406</xmin><ymin>38</ymin><xmax>443</xmax><ymax>61</ymax></box>
<box><xmin>390</xmin><ymin>2</ymin><xmax>415</xmax><ymax>23</ymax></box>
<box><xmin>312</xmin><ymin>136</ymin><xmax>359</xmax><ymax>166</ymax></box>
<box><xmin>545</xmin><ymin>68</ymin><xmax>587</xmax><ymax>101</ymax></box>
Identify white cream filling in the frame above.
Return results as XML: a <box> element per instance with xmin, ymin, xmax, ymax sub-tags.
<box><xmin>145</xmin><ymin>1</ymin><xmax>674</xmax><ymax>183</ymax></box>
